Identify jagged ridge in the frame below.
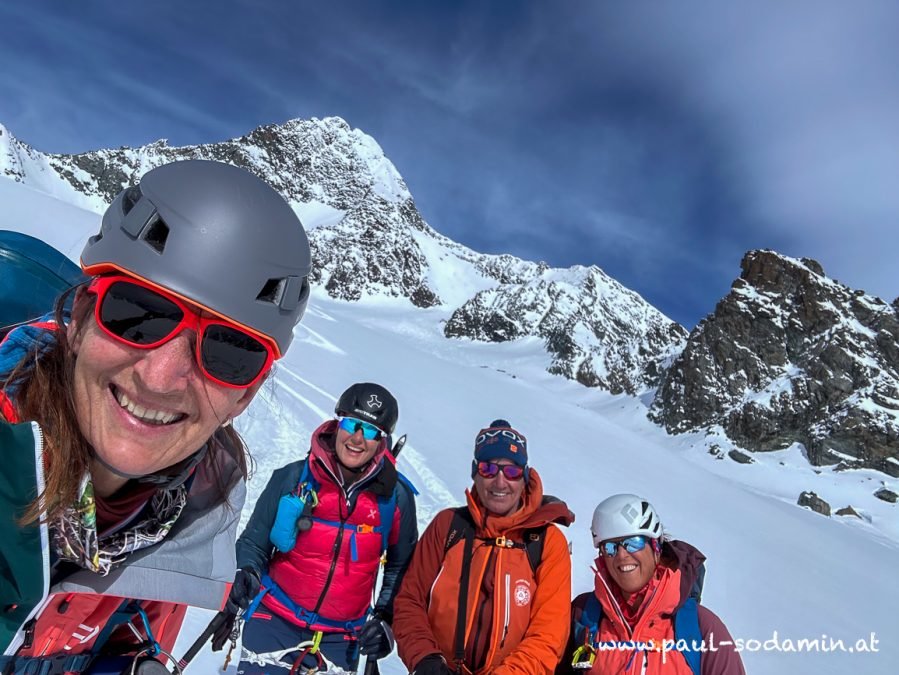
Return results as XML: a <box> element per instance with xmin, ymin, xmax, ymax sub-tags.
<box><xmin>650</xmin><ymin>250</ymin><xmax>899</xmax><ymax>475</ymax></box>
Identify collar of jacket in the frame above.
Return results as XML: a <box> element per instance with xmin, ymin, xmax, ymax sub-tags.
<box><xmin>593</xmin><ymin>558</ymin><xmax>682</xmax><ymax>635</ymax></box>
<box><xmin>464</xmin><ymin>467</ymin><xmax>575</xmax><ymax>537</ymax></box>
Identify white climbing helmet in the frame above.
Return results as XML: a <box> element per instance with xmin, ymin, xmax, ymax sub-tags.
<box><xmin>591</xmin><ymin>493</ymin><xmax>664</xmax><ymax>547</ymax></box>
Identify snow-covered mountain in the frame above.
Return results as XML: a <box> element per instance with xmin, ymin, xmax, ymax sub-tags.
<box><xmin>445</xmin><ymin>266</ymin><xmax>687</xmax><ymax>394</ymax></box>
<box><xmin>3</xmin><ymin>117</ymin><xmax>897</xmax><ymax>477</ymax></box>
<box><xmin>1</xmin><ymin>176</ymin><xmax>896</xmax><ymax>674</ymax></box>
<box><xmin>651</xmin><ymin>250</ymin><xmax>899</xmax><ymax>476</ymax></box>
<box><xmin>0</xmin><ymin>118</ymin><xmax>683</xmax><ymax>396</ymax></box>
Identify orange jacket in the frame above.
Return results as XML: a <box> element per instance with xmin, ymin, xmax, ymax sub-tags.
<box><xmin>394</xmin><ymin>470</ymin><xmax>573</xmax><ymax>674</ymax></box>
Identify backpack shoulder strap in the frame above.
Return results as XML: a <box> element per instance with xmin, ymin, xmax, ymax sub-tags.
<box><xmin>376</xmin><ymin>471</ymin><xmax>417</xmax><ymax>556</ymax></box>
<box><xmin>577</xmin><ymin>592</ymin><xmax>604</xmax><ymax>647</ymax></box>
<box><xmin>521</xmin><ymin>526</ymin><xmax>547</xmax><ymax>575</ymax></box>
<box><xmin>376</xmin><ymin>489</ymin><xmax>398</xmax><ymax>555</ymax></box>
<box><xmin>395</xmin><ymin>470</ymin><xmax>419</xmax><ymax>496</ymax></box>
<box><xmin>452</xmin><ymin>512</ymin><xmax>476</xmax><ymax>670</ymax></box>
<box><xmin>674</xmin><ymin>597</ymin><xmax>702</xmax><ymax>675</ymax></box>
<box><xmin>444</xmin><ymin>506</ymin><xmax>475</xmax><ymax>556</ymax></box>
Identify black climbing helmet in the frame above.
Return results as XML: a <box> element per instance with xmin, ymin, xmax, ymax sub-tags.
<box><xmin>335</xmin><ymin>382</ymin><xmax>399</xmax><ymax>434</ymax></box>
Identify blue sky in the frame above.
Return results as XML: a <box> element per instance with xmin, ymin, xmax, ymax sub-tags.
<box><xmin>2</xmin><ymin>1</ymin><xmax>897</xmax><ymax>327</ymax></box>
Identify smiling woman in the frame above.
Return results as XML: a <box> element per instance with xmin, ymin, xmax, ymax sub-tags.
<box><xmin>559</xmin><ymin>494</ymin><xmax>746</xmax><ymax>675</ymax></box>
<box><xmin>228</xmin><ymin>382</ymin><xmax>419</xmax><ymax>674</ymax></box>
<box><xmin>0</xmin><ymin>160</ymin><xmax>312</xmax><ymax>673</ymax></box>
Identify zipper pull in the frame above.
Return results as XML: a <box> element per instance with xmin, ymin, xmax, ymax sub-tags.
<box><xmin>23</xmin><ymin>618</ymin><xmax>36</xmax><ymax>649</ymax></box>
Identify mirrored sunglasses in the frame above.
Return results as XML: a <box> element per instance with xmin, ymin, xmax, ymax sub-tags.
<box><xmin>338</xmin><ymin>416</ymin><xmax>384</xmax><ymax>441</ymax></box>
<box><xmin>600</xmin><ymin>535</ymin><xmax>649</xmax><ymax>557</ymax></box>
<box><xmin>87</xmin><ymin>274</ymin><xmax>276</xmax><ymax>389</ymax></box>
<box><xmin>476</xmin><ymin>461</ymin><xmax>526</xmax><ymax>481</ymax></box>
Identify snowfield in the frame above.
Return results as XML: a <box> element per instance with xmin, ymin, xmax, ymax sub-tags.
<box><xmin>1</xmin><ymin>177</ymin><xmax>896</xmax><ymax>674</ymax></box>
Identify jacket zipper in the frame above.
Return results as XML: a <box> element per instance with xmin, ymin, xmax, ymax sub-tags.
<box><xmin>306</xmin><ymin>455</ymin><xmax>382</xmax><ymax>617</ymax></box>
<box><xmin>309</xmin><ymin>458</ymin><xmax>350</xmax><ymax>616</ymax></box>
<box><xmin>310</xmin><ymin>515</ymin><xmax>347</xmax><ymax>617</ymax></box>
<box><xmin>500</xmin><ymin>572</ymin><xmax>511</xmax><ymax>648</ymax></box>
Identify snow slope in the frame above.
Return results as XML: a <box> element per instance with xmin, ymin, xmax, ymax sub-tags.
<box><xmin>1</xmin><ymin>177</ymin><xmax>896</xmax><ymax>674</ymax></box>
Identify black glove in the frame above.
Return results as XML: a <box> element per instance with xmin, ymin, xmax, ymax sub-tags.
<box><xmin>413</xmin><ymin>654</ymin><xmax>454</xmax><ymax>675</ymax></box>
<box><xmin>225</xmin><ymin>566</ymin><xmax>261</xmax><ymax>614</ymax></box>
<box><xmin>211</xmin><ymin>610</ymin><xmax>238</xmax><ymax>652</ymax></box>
<box><xmin>358</xmin><ymin>615</ymin><xmax>395</xmax><ymax>658</ymax></box>
<box><xmin>211</xmin><ymin>567</ymin><xmax>261</xmax><ymax>651</ymax></box>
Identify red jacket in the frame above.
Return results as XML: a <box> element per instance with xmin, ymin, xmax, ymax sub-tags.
<box><xmin>565</xmin><ymin>541</ymin><xmax>745</xmax><ymax>675</ymax></box>
<box><xmin>394</xmin><ymin>470</ymin><xmax>573</xmax><ymax>674</ymax></box>
<box><xmin>264</xmin><ymin>430</ymin><xmax>400</xmax><ymax>627</ymax></box>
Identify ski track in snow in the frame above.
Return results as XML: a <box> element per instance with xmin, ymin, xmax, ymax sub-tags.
<box><xmin>278</xmin><ymin>364</ymin><xmax>340</xmax><ymax>406</ymax></box>
<box><xmin>295</xmin><ymin>322</ymin><xmax>346</xmax><ymax>354</ymax></box>
<box><xmin>394</xmin><ymin>443</ymin><xmax>457</xmax><ymax>526</ymax></box>
<box><xmin>275</xmin><ymin>379</ymin><xmax>333</xmax><ymax>421</ymax></box>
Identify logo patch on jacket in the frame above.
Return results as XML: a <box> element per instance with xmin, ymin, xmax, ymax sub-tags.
<box><xmin>514</xmin><ymin>579</ymin><xmax>532</xmax><ymax>606</ymax></box>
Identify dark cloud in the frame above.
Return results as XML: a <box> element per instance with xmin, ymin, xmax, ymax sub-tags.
<box><xmin>1</xmin><ymin>1</ymin><xmax>896</xmax><ymax>327</ymax></box>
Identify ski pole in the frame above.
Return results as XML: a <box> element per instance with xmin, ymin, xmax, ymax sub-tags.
<box><xmin>172</xmin><ymin>610</ymin><xmax>228</xmax><ymax>674</ymax></box>
<box><xmin>363</xmin><ymin>656</ymin><xmax>380</xmax><ymax>675</ymax></box>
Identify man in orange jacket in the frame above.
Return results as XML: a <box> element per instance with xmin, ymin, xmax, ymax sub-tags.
<box><xmin>393</xmin><ymin>419</ymin><xmax>574</xmax><ymax>675</ymax></box>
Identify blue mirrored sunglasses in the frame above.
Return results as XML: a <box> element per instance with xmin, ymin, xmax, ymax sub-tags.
<box><xmin>338</xmin><ymin>416</ymin><xmax>384</xmax><ymax>441</ymax></box>
<box><xmin>600</xmin><ymin>535</ymin><xmax>649</xmax><ymax>557</ymax></box>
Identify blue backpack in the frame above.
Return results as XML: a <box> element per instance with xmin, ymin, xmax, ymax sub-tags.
<box><xmin>572</xmin><ymin>564</ymin><xmax>705</xmax><ymax>675</ymax></box>
<box><xmin>0</xmin><ymin>230</ymin><xmax>85</xmax><ymax>330</ymax></box>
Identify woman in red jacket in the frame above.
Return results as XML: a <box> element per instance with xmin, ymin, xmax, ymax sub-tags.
<box><xmin>562</xmin><ymin>494</ymin><xmax>745</xmax><ymax>675</ymax></box>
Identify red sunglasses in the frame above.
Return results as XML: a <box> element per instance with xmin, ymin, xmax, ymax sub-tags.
<box><xmin>87</xmin><ymin>274</ymin><xmax>276</xmax><ymax>389</ymax></box>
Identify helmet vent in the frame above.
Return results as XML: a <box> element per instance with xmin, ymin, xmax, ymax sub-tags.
<box><xmin>121</xmin><ymin>185</ymin><xmax>143</xmax><ymax>216</ymax></box>
<box><xmin>142</xmin><ymin>217</ymin><xmax>170</xmax><ymax>254</ymax></box>
<box><xmin>256</xmin><ymin>277</ymin><xmax>285</xmax><ymax>305</ymax></box>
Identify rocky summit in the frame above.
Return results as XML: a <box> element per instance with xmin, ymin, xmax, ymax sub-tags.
<box><xmin>650</xmin><ymin>250</ymin><xmax>899</xmax><ymax>475</ymax></box>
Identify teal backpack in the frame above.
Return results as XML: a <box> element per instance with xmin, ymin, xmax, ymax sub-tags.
<box><xmin>0</xmin><ymin>230</ymin><xmax>85</xmax><ymax>330</ymax></box>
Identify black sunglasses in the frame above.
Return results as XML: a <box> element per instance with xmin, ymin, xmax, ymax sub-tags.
<box><xmin>89</xmin><ymin>275</ymin><xmax>275</xmax><ymax>388</ymax></box>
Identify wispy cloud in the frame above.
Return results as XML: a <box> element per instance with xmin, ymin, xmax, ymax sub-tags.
<box><xmin>2</xmin><ymin>0</ymin><xmax>895</xmax><ymax>326</ymax></box>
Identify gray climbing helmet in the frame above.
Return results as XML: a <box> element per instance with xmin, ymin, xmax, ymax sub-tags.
<box><xmin>80</xmin><ymin>160</ymin><xmax>312</xmax><ymax>355</ymax></box>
